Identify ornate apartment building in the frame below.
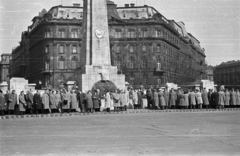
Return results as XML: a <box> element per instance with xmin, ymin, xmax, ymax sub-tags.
<box><xmin>214</xmin><ymin>60</ymin><xmax>240</xmax><ymax>87</ymax></box>
<box><xmin>10</xmin><ymin>1</ymin><xmax>206</xmax><ymax>89</ymax></box>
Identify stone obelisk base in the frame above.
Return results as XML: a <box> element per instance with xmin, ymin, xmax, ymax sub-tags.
<box><xmin>75</xmin><ymin>65</ymin><xmax>125</xmax><ymax>92</ymax></box>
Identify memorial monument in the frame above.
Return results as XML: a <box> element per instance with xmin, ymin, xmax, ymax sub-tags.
<box><xmin>75</xmin><ymin>0</ymin><xmax>125</xmax><ymax>92</ymax></box>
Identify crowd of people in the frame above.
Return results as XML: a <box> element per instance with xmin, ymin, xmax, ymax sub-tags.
<box><xmin>0</xmin><ymin>86</ymin><xmax>240</xmax><ymax>116</ymax></box>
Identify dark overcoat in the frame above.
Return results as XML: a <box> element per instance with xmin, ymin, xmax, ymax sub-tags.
<box><xmin>26</xmin><ymin>92</ymin><xmax>33</xmax><ymax>109</ymax></box>
<box><xmin>92</xmin><ymin>92</ymin><xmax>100</xmax><ymax>109</ymax></box>
<box><xmin>86</xmin><ymin>93</ymin><xmax>93</xmax><ymax>109</ymax></box>
<box><xmin>0</xmin><ymin>94</ymin><xmax>5</xmax><ymax>110</ymax></box>
<box><xmin>33</xmin><ymin>93</ymin><xmax>42</xmax><ymax>109</ymax></box>
<box><xmin>19</xmin><ymin>94</ymin><xmax>27</xmax><ymax>112</ymax></box>
<box><xmin>137</xmin><ymin>91</ymin><xmax>143</xmax><ymax>106</ymax></box>
<box><xmin>8</xmin><ymin>93</ymin><xmax>18</xmax><ymax>110</ymax></box>
<box><xmin>189</xmin><ymin>92</ymin><xmax>196</xmax><ymax>105</ymax></box>
<box><xmin>164</xmin><ymin>91</ymin><xmax>169</xmax><ymax>106</ymax></box>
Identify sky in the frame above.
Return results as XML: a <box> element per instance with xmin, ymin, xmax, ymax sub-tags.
<box><xmin>0</xmin><ymin>0</ymin><xmax>239</xmax><ymax>66</ymax></box>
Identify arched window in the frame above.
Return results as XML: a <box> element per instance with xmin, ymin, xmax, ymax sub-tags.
<box><xmin>58</xmin><ymin>56</ymin><xmax>65</xmax><ymax>69</ymax></box>
<box><xmin>71</xmin><ymin>56</ymin><xmax>78</xmax><ymax>69</ymax></box>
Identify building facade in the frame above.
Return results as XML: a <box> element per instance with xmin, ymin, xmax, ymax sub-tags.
<box><xmin>214</xmin><ymin>60</ymin><xmax>240</xmax><ymax>87</ymax></box>
<box><xmin>10</xmin><ymin>2</ymin><xmax>206</xmax><ymax>89</ymax></box>
<box><xmin>206</xmin><ymin>65</ymin><xmax>214</xmax><ymax>82</ymax></box>
<box><xmin>0</xmin><ymin>53</ymin><xmax>12</xmax><ymax>83</ymax></box>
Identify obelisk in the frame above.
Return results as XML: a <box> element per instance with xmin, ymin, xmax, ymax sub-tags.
<box><xmin>75</xmin><ymin>0</ymin><xmax>125</xmax><ymax>92</ymax></box>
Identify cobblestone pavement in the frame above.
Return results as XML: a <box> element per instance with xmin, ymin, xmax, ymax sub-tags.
<box><xmin>0</xmin><ymin>110</ymin><xmax>240</xmax><ymax>156</ymax></box>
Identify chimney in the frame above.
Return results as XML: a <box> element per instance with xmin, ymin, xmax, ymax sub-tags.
<box><xmin>73</xmin><ymin>3</ymin><xmax>81</xmax><ymax>7</ymax></box>
<box><xmin>130</xmin><ymin>3</ymin><xmax>135</xmax><ymax>7</ymax></box>
<box><xmin>125</xmin><ymin>4</ymin><xmax>129</xmax><ymax>7</ymax></box>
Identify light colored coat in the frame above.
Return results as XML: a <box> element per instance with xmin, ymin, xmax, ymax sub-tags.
<box><xmin>105</xmin><ymin>93</ymin><xmax>111</xmax><ymax>108</ymax></box>
<box><xmin>230</xmin><ymin>91</ymin><xmax>236</xmax><ymax>105</ymax></box>
<box><xmin>158</xmin><ymin>91</ymin><xmax>166</xmax><ymax>106</ymax></box>
<box><xmin>184</xmin><ymin>93</ymin><xmax>189</xmax><ymax>106</ymax></box>
<box><xmin>169</xmin><ymin>91</ymin><xmax>177</xmax><ymax>106</ymax></box>
<box><xmin>153</xmin><ymin>92</ymin><xmax>159</xmax><ymax>107</ymax></box>
<box><xmin>236</xmin><ymin>91</ymin><xmax>240</xmax><ymax>105</ymax></box>
<box><xmin>0</xmin><ymin>94</ymin><xmax>5</xmax><ymax>110</ymax></box>
<box><xmin>70</xmin><ymin>93</ymin><xmax>78</xmax><ymax>109</ymax></box>
<box><xmin>164</xmin><ymin>91</ymin><xmax>169</xmax><ymax>106</ymax></box>
<box><xmin>189</xmin><ymin>92</ymin><xmax>197</xmax><ymax>105</ymax></box>
<box><xmin>42</xmin><ymin>93</ymin><xmax>49</xmax><ymax>109</ymax></box>
<box><xmin>218</xmin><ymin>91</ymin><xmax>225</xmax><ymax>105</ymax></box>
<box><xmin>225</xmin><ymin>91</ymin><xmax>230</xmax><ymax>106</ymax></box>
<box><xmin>133</xmin><ymin>91</ymin><xmax>138</xmax><ymax>105</ymax></box>
<box><xmin>201</xmin><ymin>90</ymin><xmax>209</xmax><ymax>105</ymax></box>
<box><xmin>196</xmin><ymin>92</ymin><xmax>203</xmax><ymax>104</ymax></box>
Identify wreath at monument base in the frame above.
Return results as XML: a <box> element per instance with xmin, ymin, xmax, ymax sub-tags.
<box><xmin>92</xmin><ymin>80</ymin><xmax>117</xmax><ymax>95</ymax></box>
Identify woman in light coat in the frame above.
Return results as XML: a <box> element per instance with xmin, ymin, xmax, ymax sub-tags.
<box><xmin>196</xmin><ymin>89</ymin><xmax>203</xmax><ymax>109</ymax></box>
<box><xmin>42</xmin><ymin>90</ymin><xmax>50</xmax><ymax>114</ymax></box>
<box><xmin>133</xmin><ymin>90</ymin><xmax>138</xmax><ymax>109</ymax></box>
<box><xmin>55</xmin><ymin>91</ymin><xmax>62</xmax><ymax>113</ymax></box>
<box><xmin>105</xmin><ymin>92</ymin><xmax>111</xmax><ymax>112</ymax></box>
<box><xmin>236</xmin><ymin>89</ymin><xmax>240</xmax><ymax>107</ymax></box>
<box><xmin>158</xmin><ymin>89</ymin><xmax>166</xmax><ymax>109</ymax></box>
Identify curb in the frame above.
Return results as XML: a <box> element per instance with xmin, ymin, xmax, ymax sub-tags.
<box><xmin>1</xmin><ymin>108</ymin><xmax>240</xmax><ymax>120</ymax></box>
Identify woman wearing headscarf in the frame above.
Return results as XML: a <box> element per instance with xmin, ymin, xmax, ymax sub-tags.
<box><xmin>19</xmin><ymin>91</ymin><xmax>27</xmax><ymax>115</ymax></box>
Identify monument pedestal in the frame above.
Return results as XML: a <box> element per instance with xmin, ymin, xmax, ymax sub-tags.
<box><xmin>76</xmin><ymin>65</ymin><xmax>125</xmax><ymax>92</ymax></box>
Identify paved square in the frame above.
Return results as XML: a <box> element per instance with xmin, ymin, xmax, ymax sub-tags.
<box><xmin>1</xmin><ymin>111</ymin><xmax>240</xmax><ymax>156</ymax></box>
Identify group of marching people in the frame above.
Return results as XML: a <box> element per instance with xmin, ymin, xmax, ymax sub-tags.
<box><xmin>146</xmin><ymin>87</ymin><xmax>240</xmax><ymax>110</ymax></box>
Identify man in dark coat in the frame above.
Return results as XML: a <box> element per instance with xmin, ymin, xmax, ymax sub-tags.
<box><xmin>0</xmin><ymin>90</ymin><xmax>6</xmax><ymax>115</ymax></box>
<box><xmin>26</xmin><ymin>89</ymin><xmax>34</xmax><ymax>114</ymax></box>
<box><xmin>169</xmin><ymin>89</ymin><xmax>177</xmax><ymax>109</ymax></box>
<box><xmin>146</xmin><ymin>89</ymin><xmax>153</xmax><ymax>109</ymax></box>
<box><xmin>33</xmin><ymin>90</ymin><xmax>42</xmax><ymax>114</ymax></box>
<box><xmin>92</xmin><ymin>90</ymin><xmax>100</xmax><ymax>112</ymax></box>
<box><xmin>4</xmin><ymin>90</ymin><xmax>10</xmax><ymax>114</ymax></box>
<box><xmin>208</xmin><ymin>89</ymin><xmax>213</xmax><ymax>108</ymax></box>
<box><xmin>164</xmin><ymin>88</ymin><xmax>170</xmax><ymax>109</ymax></box>
<box><xmin>8</xmin><ymin>90</ymin><xmax>18</xmax><ymax>115</ymax></box>
<box><xmin>212</xmin><ymin>89</ymin><xmax>219</xmax><ymax>109</ymax></box>
<box><xmin>86</xmin><ymin>91</ymin><xmax>93</xmax><ymax>113</ymax></box>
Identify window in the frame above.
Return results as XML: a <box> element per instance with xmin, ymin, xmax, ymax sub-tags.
<box><xmin>45</xmin><ymin>61</ymin><xmax>50</xmax><ymax>70</ymax></box>
<box><xmin>156</xmin><ymin>44</ymin><xmax>161</xmax><ymax>53</ymax></box>
<box><xmin>72</xmin><ymin>46</ymin><xmax>77</xmax><ymax>54</ymax></box>
<box><xmin>115</xmin><ymin>29</ymin><xmax>122</xmax><ymax>38</ymax></box>
<box><xmin>141</xmin><ymin>58</ymin><xmax>147</xmax><ymax>68</ymax></box>
<box><xmin>72</xmin><ymin>56</ymin><xmax>78</xmax><ymax>69</ymax></box>
<box><xmin>116</xmin><ymin>45</ymin><xmax>120</xmax><ymax>53</ymax></box>
<box><xmin>58</xmin><ymin>56</ymin><xmax>65</xmax><ymax>69</ymax></box>
<box><xmin>71</xmin><ymin>30</ymin><xmax>78</xmax><ymax>38</ymax></box>
<box><xmin>128</xmin><ymin>56</ymin><xmax>134</xmax><ymax>69</ymax></box>
<box><xmin>59</xmin><ymin>45</ymin><xmax>64</xmax><ymax>54</ymax></box>
<box><xmin>142</xmin><ymin>45</ymin><xmax>147</xmax><ymax>52</ymax></box>
<box><xmin>157</xmin><ymin>56</ymin><xmax>162</xmax><ymax>69</ymax></box>
<box><xmin>140</xmin><ymin>28</ymin><xmax>148</xmax><ymax>38</ymax></box>
<box><xmin>45</xmin><ymin>45</ymin><xmax>49</xmax><ymax>54</ymax></box>
<box><xmin>129</xmin><ymin>45</ymin><xmax>134</xmax><ymax>53</ymax></box>
<box><xmin>59</xmin><ymin>29</ymin><xmax>65</xmax><ymax>38</ymax></box>
<box><xmin>45</xmin><ymin>30</ymin><xmax>50</xmax><ymax>38</ymax></box>
<box><xmin>114</xmin><ymin>58</ymin><xmax>121</xmax><ymax>69</ymax></box>
<box><xmin>127</xmin><ymin>29</ymin><xmax>135</xmax><ymax>38</ymax></box>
